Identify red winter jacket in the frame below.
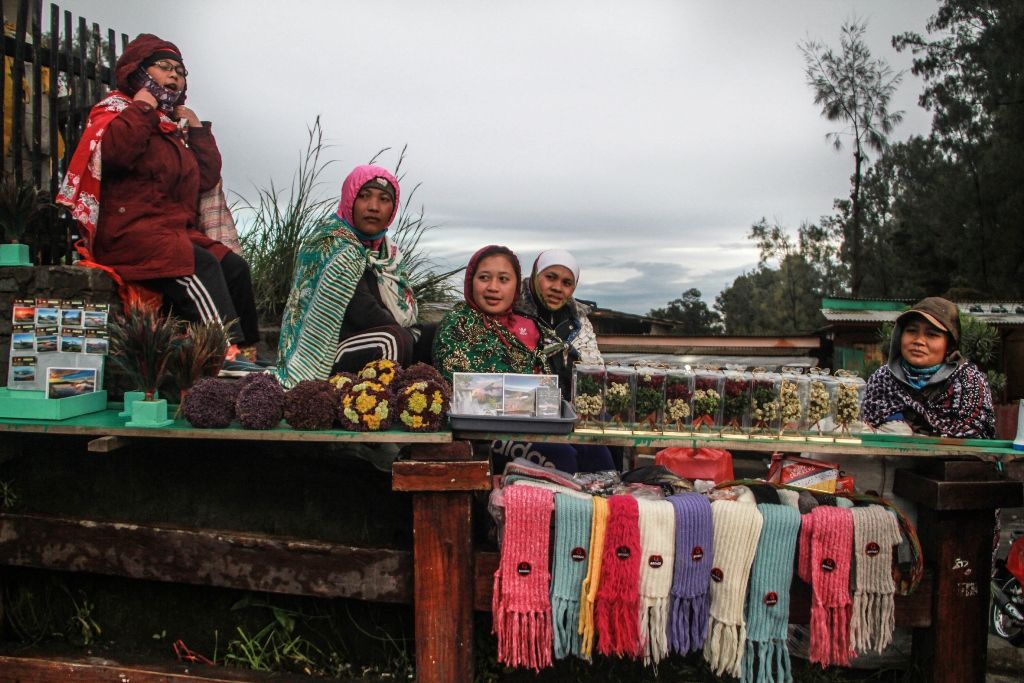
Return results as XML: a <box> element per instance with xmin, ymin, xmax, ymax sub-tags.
<box><xmin>92</xmin><ymin>33</ymin><xmax>226</xmax><ymax>281</ymax></box>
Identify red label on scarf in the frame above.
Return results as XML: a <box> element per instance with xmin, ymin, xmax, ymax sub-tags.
<box><xmin>865</xmin><ymin>542</ymin><xmax>880</xmax><ymax>557</ymax></box>
<box><xmin>516</xmin><ymin>561</ymin><xmax>531</xmax><ymax>576</ymax></box>
<box><xmin>821</xmin><ymin>558</ymin><xmax>836</xmax><ymax>572</ymax></box>
<box><xmin>710</xmin><ymin>567</ymin><xmax>723</xmax><ymax>582</ymax></box>
<box><xmin>691</xmin><ymin>545</ymin><xmax>704</xmax><ymax>562</ymax></box>
<box><xmin>571</xmin><ymin>547</ymin><xmax>587</xmax><ymax>562</ymax></box>
<box><xmin>764</xmin><ymin>591</ymin><xmax>778</xmax><ymax>606</ymax></box>
<box><xmin>616</xmin><ymin>545</ymin><xmax>631</xmax><ymax>560</ymax></box>
<box><xmin>648</xmin><ymin>555</ymin><xmax>663</xmax><ymax>569</ymax></box>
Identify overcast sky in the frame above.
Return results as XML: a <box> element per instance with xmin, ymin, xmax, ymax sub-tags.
<box><xmin>62</xmin><ymin>0</ymin><xmax>939</xmax><ymax>314</ymax></box>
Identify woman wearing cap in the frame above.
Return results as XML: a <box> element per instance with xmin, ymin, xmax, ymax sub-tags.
<box><xmin>434</xmin><ymin>245</ymin><xmax>615</xmax><ymax>473</ymax></box>
<box><xmin>861</xmin><ymin>296</ymin><xmax>995</xmax><ymax>438</ymax></box>
<box><xmin>275</xmin><ymin>164</ymin><xmax>431</xmax><ymax>388</ymax></box>
<box><xmin>57</xmin><ymin>33</ymin><xmax>260</xmax><ymax>364</ymax></box>
<box><xmin>516</xmin><ymin>249</ymin><xmax>602</xmax><ymax>397</ymax></box>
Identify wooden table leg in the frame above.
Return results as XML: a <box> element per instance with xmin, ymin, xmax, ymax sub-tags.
<box><xmin>895</xmin><ymin>461</ymin><xmax>1023</xmax><ymax>683</ymax></box>
<box><xmin>393</xmin><ymin>452</ymin><xmax>490</xmax><ymax>683</ymax></box>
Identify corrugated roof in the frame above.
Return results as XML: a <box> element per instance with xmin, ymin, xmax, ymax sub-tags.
<box><xmin>821</xmin><ymin>302</ymin><xmax>1024</xmax><ymax>326</ymax></box>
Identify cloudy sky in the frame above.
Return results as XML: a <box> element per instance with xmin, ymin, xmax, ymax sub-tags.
<box><xmin>62</xmin><ymin>0</ymin><xmax>939</xmax><ymax>314</ymax></box>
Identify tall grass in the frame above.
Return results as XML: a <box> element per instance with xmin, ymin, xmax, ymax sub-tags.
<box><xmin>238</xmin><ymin>122</ymin><xmax>458</xmax><ymax>326</ymax></box>
<box><xmin>237</xmin><ymin>118</ymin><xmax>337</xmax><ymax>322</ymax></box>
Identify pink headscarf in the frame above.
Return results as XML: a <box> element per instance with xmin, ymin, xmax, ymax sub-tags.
<box><xmin>465</xmin><ymin>245</ymin><xmax>541</xmax><ymax>350</ymax></box>
<box><xmin>336</xmin><ymin>164</ymin><xmax>401</xmax><ymax>228</ymax></box>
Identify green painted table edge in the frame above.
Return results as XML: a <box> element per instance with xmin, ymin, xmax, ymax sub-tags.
<box><xmin>0</xmin><ymin>406</ymin><xmax>452</xmax><ymax>443</ymax></box>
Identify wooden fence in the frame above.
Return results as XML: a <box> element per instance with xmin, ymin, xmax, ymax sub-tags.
<box><xmin>2</xmin><ymin>0</ymin><xmax>127</xmax><ymax>263</ymax></box>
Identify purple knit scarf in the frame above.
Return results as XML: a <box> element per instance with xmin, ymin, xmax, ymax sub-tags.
<box><xmin>667</xmin><ymin>492</ymin><xmax>714</xmax><ymax>654</ymax></box>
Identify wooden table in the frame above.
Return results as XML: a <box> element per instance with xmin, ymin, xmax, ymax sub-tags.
<box><xmin>0</xmin><ymin>411</ymin><xmax>1021</xmax><ymax>683</ymax></box>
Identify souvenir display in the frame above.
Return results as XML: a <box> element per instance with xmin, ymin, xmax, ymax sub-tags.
<box><xmin>604</xmin><ymin>365</ymin><xmax>636</xmax><ymax>430</ymax></box>
<box><xmin>691</xmin><ymin>368</ymin><xmax>723</xmax><ymax>431</ymax></box>
<box><xmin>720</xmin><ymin>367</ymin><xmax>751</xmax><ymax>434</ymax></box>
<box><xmin>634</xmin><ymin>365</ymin><xmax>666</xmax><ymax>432</ymax></box>
<box><xmin>572</xmin><ymin>363</ymin><xmax>605</xmax><ymax>429</ymax></box>
<box><xmin>662</xmin><ymin>366</ymin><xmax>694</xmax><ymax>432</ymax></box>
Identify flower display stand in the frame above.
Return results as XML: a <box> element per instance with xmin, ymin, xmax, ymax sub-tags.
<box><xmin>0</xmin><ymin>243</ymin><xmax>31</xmax><ymax>266</ymax></box>
<box><xmin>125</xmin><ymin>398</ymin><xmax>173</xmax><ymax>428</ymax></box>
<box><xmin>118</xmin><ymin>391</ymin><xmax>147</xmax><ymax>418</ymax></box>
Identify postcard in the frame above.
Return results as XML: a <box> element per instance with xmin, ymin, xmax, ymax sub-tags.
<box><xmin>502</xmin><ymin>374</ymin><xmax>559</xmax><ymax>416</ymax></box>
<box><xmin>10</xmin><ymin>355</ymin><xmax>36</xmax><ymax>383</ymax></box>
<box><xmin>34</xmin><ymin>307</ymin><xmax>59</xmax><ymax>326</ymax></box>
<box><xmin>60</xmin><ymin>308</ymin><xmax>84</xmax><ymax>328</ymax></box>
<box><xmin>60</xmin><ymin>335</ymin><xmax>84</xmax><ymax>353</ymax></box>
<box><xmin>46</xmin><ymin>367</ymin><xmax>97</xmax><ymax>399</ymax></box>
<box><xmin>12</xmin><ymin>303</ymin><xmax>34</xmax><ymax>324</ymax></box>
<box><xmin>35</xmin><ymin>328</ymin><xmax>58</xmax><ymax>353</ymax></box>
<box><xmin>452</xmin><ymin>372</ymin><xmax>504</xmax><ymax>415</ymax></box>
<box><xmin>11</xmin><ymin>331</ymin><xmax>35</xmax><ymax>351</ymax></box>
<box><xmin>83</xmin><ymin>330</ymin><xmax>109</xmax><ymax>355</ymax></box>
<box><xmin>83</xmin><ymin>309</ymin><xmax>109</xmax><ymax>329</ymax></box>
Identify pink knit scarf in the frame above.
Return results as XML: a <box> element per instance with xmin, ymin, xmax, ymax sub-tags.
<box><xmin>595</xmin><ymin>495</ymin><xmax>642</xmax><ymax>658</ymax></box>
<box><xmin>492</xmin><ymin>485</ymin><xmax>556</xmax><ymax>670</ymax></box>
<box><xmin>798</xmin><ymin>505</ymin><xmax>855</xmax><ymax>667</ymax></box>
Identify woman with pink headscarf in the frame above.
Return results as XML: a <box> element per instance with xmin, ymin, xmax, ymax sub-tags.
<box><xmin>274</xmin><ymin>164</ymin><xmax>430</xmax><ymax>388</ymax></box>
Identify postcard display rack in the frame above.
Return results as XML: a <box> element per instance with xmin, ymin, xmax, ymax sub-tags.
<box><xmin>449</xmin><ymin>372</ymin><xmax>575</xmax><ymax>433</ymax></box>
<box><xmin>1</xmin><ymin>298</ymin><xmax>109</xmax><ymax>419</ymax></box>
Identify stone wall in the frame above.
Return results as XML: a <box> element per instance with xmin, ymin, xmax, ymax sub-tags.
<box><xmin>0</xmin><ymin>265</ymin><xmax>119</xmax><ymax>382</ymax></box>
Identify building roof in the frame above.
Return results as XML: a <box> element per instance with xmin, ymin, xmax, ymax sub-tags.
<box><xmin>821</xmin><ymin>299</ymin><xmax>1024</xmax><ymax>326</ymax></box>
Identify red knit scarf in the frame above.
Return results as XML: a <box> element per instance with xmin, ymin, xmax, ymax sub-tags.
<box><xmin>595</xmin><ymin>495</ymin><xmax>642</xmax><ymax>658</ymax></box>
<box><xmin>492</xmin><ymin>485</ymin><xmax>555</xmax><ymax>670</ymax></box>
<box><xmin>798</xmin><ymin>505</ymin><xmax>855</xmax><ymax>666</ymax></box>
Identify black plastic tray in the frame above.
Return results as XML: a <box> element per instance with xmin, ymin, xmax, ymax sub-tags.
<box><xmin>449</xmin><ymin>400</ymin><xmax>577</xmax><ymax>434</ymax></box>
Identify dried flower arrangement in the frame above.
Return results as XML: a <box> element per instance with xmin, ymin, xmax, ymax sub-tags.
<box><xmin>662</xmin><ymin>369</ymin><xmax>693</xmax><ymax>431</ymax></box>
<box><xmin>806</xmin><ymin>377</ymin><xmax>831</xmax><ymax>434</ymax></box>
<box><xmin>235</xmin><ymin>373</ymin><xmax>285</xmax><ymax>429</ymax></box>
<box><xmin>833</xmin><ymin>381</ymin><xmax>861</xmax><ymax>436</ymax></box>
<box><xmin>181</xmin><ymin>377</ymin><xmax>237</xmax><ymax>428</ymax></box>
<box><xmin>339</xmin><ymin>380</ymin><xmax>392</xmax><ymax>431</ymax></box>
<box><xmin>721</xmin><ymin>374</ymin><xmax>750</xmax><ymax>432</ymax></box>
<box><xmin>604</xmin><ymin>369</ymin><xmax>635</xmax><ymax>429</ymax></box>
<box><xmin>634</xmin><ymin>367</ymin><xmax>665</xmax><ymax>432</ymax></box>
<box><xmin>572</xmin><ymin>365</ymin><xmax>605</xmax><ymax>428</ymax></box>
<box><xmin>165</xmin><ymin>320</ymin><xmax>230</xmax><ymax>407</ymax></box>
<box><xmin>357</xmin><ymin>359</ymin><xmax>399</xmax><ymax>386</ymax></box>
<box><xmin>750</xmin><ymin>377</ymin><xmax>779</xmax><ymax>433</ymax></box>
<box><xmin>691</xmin><ymin>373</ymin><xmax>722</xmax><ymax>430</ymax></box>
<box><xmin>776</xmin><ymin>379</ymin><xmax>802</xmax><ymax>435</ymax></box>
<box><xmin>394</xmin><ymin>379</ymin><xmax>448</xmax><ymax>431</ymax></box>
<box><xmin>328</xmin><ymin>371</ymin><xmax>358</xmax><ymax>393</ymax></box>
<box><xmin>284</xmin><ymin>379</ymin><xmax>339</xmax><ymax>430</ymax></box>
<box><xmin>108</xmin><ymin>295</ymin><xmax>180</xmax><ymax>401</ymax></box>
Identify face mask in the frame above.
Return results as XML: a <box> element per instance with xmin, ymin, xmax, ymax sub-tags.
<box><xmin>128</xmin><ymin>67</ymin><xmax>183</xmax><ymax>114</ymax></box>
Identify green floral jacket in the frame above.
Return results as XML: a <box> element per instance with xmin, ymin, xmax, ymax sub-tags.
<box><xmin>432</xmin><ymin>303</ymin><xmax>553</xmax><ymax>385</ymax></box>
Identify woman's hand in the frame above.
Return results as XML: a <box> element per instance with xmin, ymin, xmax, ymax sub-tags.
<box><xmin>133</xmin><ymin>88</ymin><xmax>157</xmax><ymax>108</ymax></box>
<box><xmin>174</xmin><ymin>106</ymin><xmax>202</xmax><ymax>128</ymax></box>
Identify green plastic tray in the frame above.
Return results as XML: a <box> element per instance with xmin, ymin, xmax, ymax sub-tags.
<box><xmin>0</xmin><ymin>388</ymin><xmax>109</xmax><ymax>420</ymax></box>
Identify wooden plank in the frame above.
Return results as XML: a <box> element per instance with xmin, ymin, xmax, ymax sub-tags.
<box><xmin>894</xmin><ymin>469</ymin><xmax>1023</xmax><ymax>511</ymax></box>
<box><xmin>0</xmin><ymin>512</ymin><xmax>413</xmax><ymax>603</ymax></box>
<box><xmin>12</xmin><ymin>0</ymin><xmax>28</xmax><ymax>184</ymax></box>
<box><xmin>86</xmin><ymin>434</ymin><xmax>130</xmax><ymax>452</ymax></box>
<box><xmin>47</xmin><ymin>3</ymin><xmax>58</xmax><ymax>198</ymax></box>
<box><xmin>453</xmin><ymin>429</ymin><xmax>1024</xmax><ymax>459</ymax></box>
<box><xmin>0</xmin><ymin>410</ymin><xmax>452</xmax><ymax>444</ymax></box>
<box><xmin>473</xmin><ymin>550</ymin><xmax>933</xmax><ymax>627</ymax></box>
<box><xmin>61</xmin><ymin>9</ymin><xmax>72</xmax><ymax>170</ymax></box>
<box><xmin>392</xmin><ymin>459</ymin><xmax>491</xmax><ymax>492</ymax></box>
<box><xmin>412</xmin><ymin>491</ymin><xmax>474</xmax><ymax>683</ymax></box>
<box><xmin>29</xmin><ymin>0</ymin><xmax>42</xmax><ymax>187</ymax></box>
<box><xmin>403</xmin><ymin>440</ymin><xmax>473</xmax><ymax>461</ymax></box>
<box><xmin>0</xmin><ymin>654</ymin><xmax>316</xmax><ymax>682</ymax></box>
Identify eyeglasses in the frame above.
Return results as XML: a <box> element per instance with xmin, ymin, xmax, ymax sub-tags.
<box><xmin>151</xmin><ymin>60</ymin><xmax>188</xmax><ymax>77</ymax></box>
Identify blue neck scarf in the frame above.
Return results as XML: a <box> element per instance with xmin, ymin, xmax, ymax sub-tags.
<box><xmin>339</xmin><ymin>215</ymin><xmax>386</xmax><ymax>250</ymax></box>
<box><xmin>900</xmin><ymin>359</ymin><xmax>944</xmax><ymax>389</ymax></box>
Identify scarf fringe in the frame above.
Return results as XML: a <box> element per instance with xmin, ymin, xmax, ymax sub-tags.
<box><xmin>641</xmin><ymin>596</ymin><xmax>670</xmax><ymax>666</ymax></box>
<box><xmin>669</xmin><ymin>593</ymin><xmax>710</xmax><ymax>654</ymax></box>
<box><xmin>595</xmin><ymin>596</ymin><xmax>641</xmax><ymax>658</ymax></box>
<box><xmin>851</xmin><ymin>591</ymin><xmax>895</xmax><ymax>654</ymax></box>
<box><xmin>493</xmin><ymin>606</ymin><xmax>554</xmax><ymax>671</ymax></box>
<box><xmin>743</xmin><ymin>638</ymin><xmax>793</xmax><ymax>683</ymax></box>
<box><xmin>810</xmin><ymin>602</ymin><xmax>852</xmax><ymax>667</ymax></box>
<box><xmin>552</xmin><ymin>594</ymin><xmax>582</xmax><ymax>660</ymax></box>
<box><xmin>703</xmin><ymin>617</ymin><xmax>746</xmax><ymax>678</ymax></box>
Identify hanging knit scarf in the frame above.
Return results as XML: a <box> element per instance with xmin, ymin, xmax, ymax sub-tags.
<box><xmin>492</xmin><ymin>485</ymin><xmax>555</xmax><ymax>671</ymax></box>
<box><xmin>849</xmin><ymin>505</ymin><xmax>903</xmax><ymax>654</ymax></box>
<box><xmin>595</xmin><ymin>495</ymin><xmax>642</xmax><ymax>658</ymax></box>
<box><xmin>798</xmin><ymin>505</ymin><xmax>855</xmax><ymax>667</ymax></box>
<box><xmin>578</xmin><ymin>495</ymin><xmax>609</xmax><ymax>661</ymax></box>
<box><xmin>550</xmin><ymin>493</ymin><xmax>593</xmax><ymax>660</ymax></box>
<box><xmin>637</xmin><ymin>498</ymin><xmax>676</xmax><ymax>666</ymax></box>
<box><xmin>704</xmin><ymin>500</ymin><xmax>763</xmax><ymax>678</ymax></box>
<box><xmin>667</xmin><ymin>491</ymin><xmax>714</xmax><ymax>655</ymax></box>
<box><xmin>742</xmin><ymin>503</ymin><xmax>801</xmax><ymax>683</ymax></box>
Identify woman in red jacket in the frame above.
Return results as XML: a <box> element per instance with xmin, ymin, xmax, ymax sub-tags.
<box><xmin>58</xmin><ymin>34</ymin><xmax>259</xmax><ymax>365</ymax></box>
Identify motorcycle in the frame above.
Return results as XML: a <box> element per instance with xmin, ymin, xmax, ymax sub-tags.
<box><xmin>990</xmin><ymin>529</ymin><xmax>1024</xmax><ymax>646</ymax></box>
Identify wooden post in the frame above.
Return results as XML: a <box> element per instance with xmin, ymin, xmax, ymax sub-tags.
<box><xmin>895</xmin><ymin>461</ymin><xmax>1023</xmax><ymax>683</ymax></box>
<box><xmin>393</xmin><ymin>451</ymin><xmax>489</xmax><ymax>683</ymax></box>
